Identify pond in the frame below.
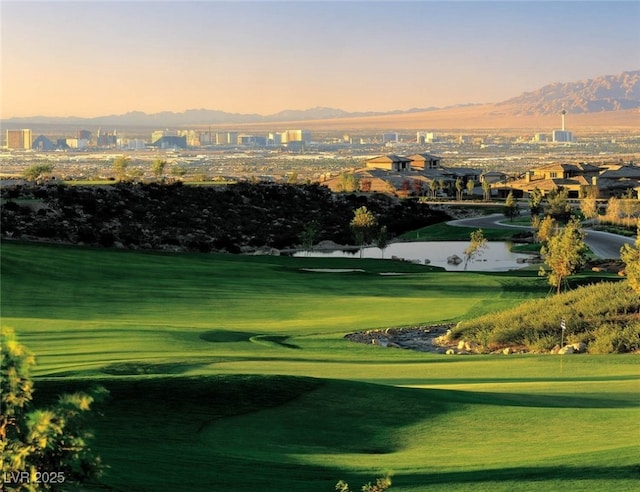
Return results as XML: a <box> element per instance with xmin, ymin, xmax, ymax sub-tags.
<box><xmin>294</xmin><ymin>241</ymin><xmax>538</xmax><ymax>272</ymax></box>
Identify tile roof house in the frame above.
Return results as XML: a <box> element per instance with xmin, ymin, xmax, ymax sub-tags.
<box><xmin>491</xmin><ymin>162</ymin><xmax>640</xmax><ymax>199</ymax></box>
<box><xmin>321</xmin><ymin>153</ymin><xmax>484</xmax><ymax>197</ymax></box>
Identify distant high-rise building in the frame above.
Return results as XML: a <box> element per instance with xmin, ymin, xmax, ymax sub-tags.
<box><xmin>553</xmin><ymin>109</ymin><xmax>573</xmax><ymax>142</ymax></box>
<box><xmin>77</xmin><ymin>129</ymin><xmax>92</xmax><ymax>140</ymax></box>
<box><xmin>552</xmin><ymin>130</ymin><xmax>573</xmax><ymax>143</ymax></box>
<box><xmin>6</xmin><ymin>129</ymin><xmax>32</xmax><ymax>150</ymax></box>
<box><xmin>382</xmin><ymin>132</ymin><xmax>398</xmax><ymax>143</ymax></box>
<box><xmin>280</xmin><ymin>129</ymin><xmax>311</xmax><ymax>144</ymax></box>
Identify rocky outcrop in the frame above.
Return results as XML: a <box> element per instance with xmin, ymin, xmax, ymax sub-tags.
<box><xmin>345</xmin><ymin>324</ymin><xmax>455</xmax><ymax>353</ymax></box>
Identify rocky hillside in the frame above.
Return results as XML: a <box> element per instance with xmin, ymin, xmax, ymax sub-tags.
<box><xmin>497</xmin><ymin>70</ymin><xmax>640</xmax><ymax>115</ymax></box>
<box><xmin>0</xmin><ymin>182</ymin><xmax>449</xmax><ymax>254</ymax></box>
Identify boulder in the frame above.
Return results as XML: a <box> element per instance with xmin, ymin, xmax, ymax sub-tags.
<box><xmin>558</xmin><ymin>346</ymin><xmax>575</xmax><ymax>355</ymax></box>
<box><xmin>447</xmin><ymin>254</ymin><xmax>462</xmax><ymax>265</ymax></box>
<box><xmin>446</xmin><ymin>349</ymin><xmax>456</xmax><ymax>355</ymax></box>
<box><xmin>570</xmin><ymin>342</ymin><xmax>587</xmax><ymax>353</ymax></box>
<box><xmin>503</xmin><ymin>347</ymin><xmax>513</xmax><ymax>355</ymax></box>
<box><xmin>464</xmin><ymin>341</ymin><xmax>478</xmax><ymax>352</ymax></box>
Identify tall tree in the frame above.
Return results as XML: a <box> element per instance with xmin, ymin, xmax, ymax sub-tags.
<box><xmin>300</xmin><ymin>220</ymin><xmax>320</xmax><ymax>254</ymax></box>
<box><xmin>620</xmin><ymin>192</ymin><xmax>639</xmax><ymax>227</ymax></box>
<box><xmin>528</xmin><ymin>187</ymin><xmax>543</xmax><ymax>217</ymax></box>
<box><xmin>535</xmin><ymin>215</ymin><xmax>557</xmax><ymax>245</ymax></box>
<box><xmin>429</xmin><ymin>179</ymin><xmax>438</xmax><ymax>199</ymax></box>
<box><xmin>455</xmin><ymin>177</ymin><xmax>464</xmax><ymax>201</ymax></box>
<box><xmin>376</xmin><ymin>225</ymin><xmax>389</xmax><ymax>259</ymax></box>
<box><xmin>504</xmin><ymin>191</ymin><xmax>519</xmax><ymax>222</ymax></box>
<box><xmin>580</xmin><ymin>195</ymin><xmax>598</xmax><ymax>221</ymax></box>
<box><xmin>539</xmin><ymin>218</ymin><xmax>587</xmax><ymax>295</ymax></box>
<box><xmin>481</xmin><ymin>179</ymin><xmax>491</xmax><ymax>201</ymax></box>
<box><xmin>151</xmin><ymin>159</ymin><xmax>167</xmax><ymax>181</ymax></box>
<box><xmin>546</xmin><ymin>188</ymin><xmax>571</xmax><ymax>222</ymax></box>
<box><xmin>605</xmin><ymin>197</ymin><xmax>621</xmax><ymax>224</ymax></box>
<box><xmin>466</xmin><ymin>179</ymin><xmax>475</xmax><ymax>199</ymax></box>
<box><xmin>1</xmin><ymin>327</ymin><xmax>107</xmax><ymax>491</ymax></box>
<box><xmin>620</xmin><ymin>224</ymin><xmax>640</xmax><ymax>295</ymax></box>
<box><xmin>350</xmin><ymin>206</ymin><xmax>377</xmax><ymax>258</ymax></box>
<box><xmin>463</xmin><ymin>229</ymin><xmax>488</xmax><ymax>270</ymax></box>
<box><xmin>112</xmin><ymin>156</ymin><xmax>130</xmax><ymax>181</ymax></box>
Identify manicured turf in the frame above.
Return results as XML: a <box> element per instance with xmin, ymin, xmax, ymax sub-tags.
<box><xmin>399</xmin><ymin>222</ymin><xmax>519</xmax><ymax>241</ymax></box>
<box><xmin>2</xmin><ymin>241</ymin><xmax>639</xmax><ymax>491</ymax></box>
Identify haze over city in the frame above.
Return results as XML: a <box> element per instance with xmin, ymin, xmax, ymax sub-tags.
<box><xmin>2</xmin><ymin>0</ymin><xmax>639</xmax><ymax>119</ymax></box>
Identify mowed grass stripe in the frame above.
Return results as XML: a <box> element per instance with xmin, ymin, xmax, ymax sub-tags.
<box><xmin>1</xmin><ymin>241</ymin><xmax>538</xmax><ymax>376</ymax></box>
<box><xmin>3</xmin><ymin>242</ymin><xmax>639</xmax><ymax>491</ymax></box>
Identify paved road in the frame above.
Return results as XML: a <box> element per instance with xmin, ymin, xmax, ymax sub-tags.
<box><xmin>448</xmin><ymin>213</ymin><xmax>635</xmax><ymax>259</ymax></box>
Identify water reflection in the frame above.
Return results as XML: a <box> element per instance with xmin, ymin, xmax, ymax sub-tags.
<box><xmin>294</xmin><ymin>241</ymin><xmax>536</xmax><ymax>272</ymax></box>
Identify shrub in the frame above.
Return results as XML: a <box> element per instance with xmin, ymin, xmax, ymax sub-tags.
<box><xmin>454</xmin><ymin>281</ymin><xmax>639</xmax><ymax>353</ymax></box>
<box><xmin>588</xmin><ymin>322</ymin><xmax>640</xmax><ymax>354</ymax></box>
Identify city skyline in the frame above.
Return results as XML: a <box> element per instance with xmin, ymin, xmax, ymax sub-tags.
<box><xmin>2</xmin><ymin>1</ymin><xmax>639</xmax><ymax>119</ymax></box>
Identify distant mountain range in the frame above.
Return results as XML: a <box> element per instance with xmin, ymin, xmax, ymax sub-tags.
<box><xmin>3</xmin><ymin>70</ymin><xmax>638</xmax><ymax>127</ymax></box>
<box><xmin>497</xmin><ymin>70</ymin><xmax>640</xmax><ymax>115</ymax></box>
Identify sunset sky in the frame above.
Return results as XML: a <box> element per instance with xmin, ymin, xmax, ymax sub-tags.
<box><xmin>2</xmin><ymin>1</ymin><xmax>639</xmax><ymax>119</ymax></box>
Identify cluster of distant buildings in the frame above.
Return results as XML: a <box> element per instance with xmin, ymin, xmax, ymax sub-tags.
<box><xmin>4</xmin><ymin>128</ymin><xmax>315</xmax><ymax>151</ymax></box>
<box><xmin>322</xmin><ymin>152</ymin><xmax>638</xmax><ymax>199</ymax></box>
<box><xmin>4</xmin><ymin>111</ymin><xmax>575</xmax><ymax>152</ymax></box>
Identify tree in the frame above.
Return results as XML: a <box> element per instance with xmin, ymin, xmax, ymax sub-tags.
<box><xmin>300</xmin><ymin>220</ymin><xmax>320</xmax><ymax>254</ymax></box>
<box><xmin>504</xmin><ymin>191</ymin><xmax>519</xmax><ymax>222</ymax></box>
<box><xmin>466</xmin><ymin>179</ymin><xmax>475</xmax><ymax>199</ymax></box>
<box><xmin>620</xmin><ymin>224</ymin><xmax>640</xmax><ymax>295</ymax></box>
<box><xmin>350</xmin><ymin>206</ymin><xmax>377</xmax><ymax>258</ymax></box>
<box><xmin>455</xmin><ymin>177</ymin><xmax>464</xmax><ymax>201</ymax></box>
<box><xmin>336</xmin><ymin>473</ymin><xmax>392</xmax><ymax>492</ymax></box>
<box><xmin>23</xmin><ymin>164</ymin><xmax>54</xmax><ymax>182</ymax></box>
<box><xmin>1</xmin><ymin>327</ymin><xmax>107</xmax><ymax>491</ymax></box>
<box><xmin>286</xmin><ymin>172</ymin><xmax>299</xmax><ymax>184</ymax></box>
<box><xmin>538</xmin><ymin>218</ymin><xmax>587</xmax><ymax>295</ymax></box>
<box><xmin>481</xmin><ymin>179</ymin><xmax>491</xmax><ymax>201</ymax></box>
<box><xmin>580</xmin><ymin>195</ymin><xmax>598</xmax><ymax>221</ymax></box>
<box><xmin>546</xmin><ymin>188</ymin><xmax>571</xmax><ymax>222</ymax></box>
<box><xmin>429</xmin><ymin>179</ymin><xmax>438</xmax><ymax>199</ymax></box>
<box><xmin>151</xmin><ymin>159</ymin><xmax>167</xmax><ymax>181</ymax></box>
<box><xmin>463</xmin><ymin>229</ymin><xmax>488</xmax><ymax>270</ymax></box>
<box><xmin>112</xmin><ymin>156</ymin><xmax>130</xmax><ymax>181</ymax></box>
<box><xmin>528</xmin><ymin>187</ymin><xmax>543</xmax><ymax>217</ymax></box>
<box><xmin>620</xmin><ymin>191</ymin><xmax>639</xmax><ymax>227</ymax></box>
<box><xmin>339</xmin><ymin>173</ymin><xmax>359</xmax><ymax>193</ymax></box>
<box><xmin>535</xmin><ymin>215</ymin><xmax>557</xmax><ymax>245</ymax></box>
<box><xmin>376</xmin><ymin>225</ymin><xmax>389</xmax><ymax>259</ymax></box>
<box><xmin>605</xmin><ymin>197</ymin><xmax>621</xmax><ymax>224</ymax></box>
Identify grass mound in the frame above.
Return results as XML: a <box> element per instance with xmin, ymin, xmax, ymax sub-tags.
<box><xmin>31</xmin><ymin>374</ymin><xmax>640</xmax><ymax>491</ymax></box>
<box><xmin>452</xmin><ymin>281</ymin><xmax>640</xmax><ymax>353</ymax></box>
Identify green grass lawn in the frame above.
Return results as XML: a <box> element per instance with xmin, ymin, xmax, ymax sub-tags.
<box><xmin>2</xmin><ymin>241</ymin><xmax>638</xmax><ymax>491</ymax></box>
<box><xmin>399</xmin><ymin>222</ymin><xmax>520</xmax><ymax>241</ymax></box>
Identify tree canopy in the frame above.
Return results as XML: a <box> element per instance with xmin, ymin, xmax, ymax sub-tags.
<box><xmin>538</xmin><ymin>218</ymin><xmax>587</xmax><ymax>294</ymax></box>
<box><xmin>1</xmin><ymin>327</ymin><xmax>107</xmax><ymax>491</ymax></box>
<box><xmin>350</xmin><ymin>206</ymin><xmax>378</xmax><ymax>256</ymax></box>
<box><xmin>620</xmin><ymin>224</ymin><xmax>640</xmax><ymax>295</ymax></box>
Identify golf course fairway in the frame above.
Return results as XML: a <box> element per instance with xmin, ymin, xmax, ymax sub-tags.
<box><xmin>2</xmin><ymin>241</ymin><xmax>638</xmax><ymax>491</ymax></box>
